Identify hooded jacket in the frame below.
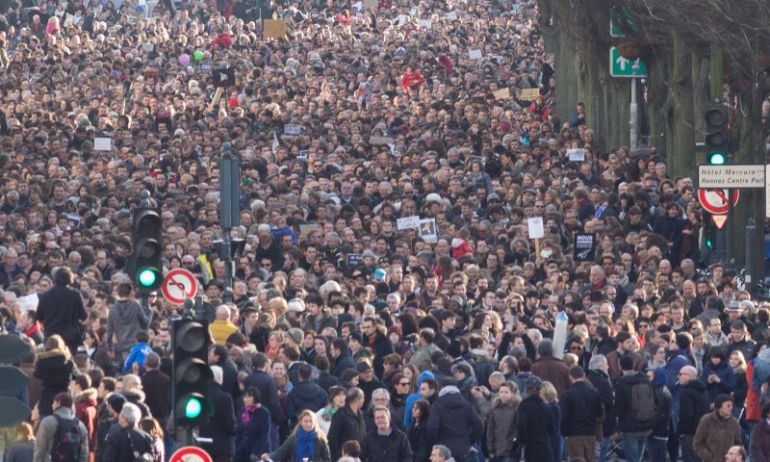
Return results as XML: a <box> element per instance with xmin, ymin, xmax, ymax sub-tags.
<box><xmin>426</xmin><ymin>387</ymin><xmax>483</xmax><ymax>462</ymax></box>
<box><xmin>614</xmin><ymin>372</ymin><xmax>655</xmax><ymax>433</ymax></box>
<box><xmin>560</xmin><ymin>380</ymin><xmax>604</xmax><ymax>436</ymax></box>
<box><xmin>404</xmin><ymin>371</ymin><xmax>435</xmax><ymax>429</ymax></box>
<box><xmin>650</xmin><ymin>367</ymin><xmax>673</xmax><ymax>439</ymax></box>
<box><xmin>286</xmin><ymin>381</ymin><xmax>329</xmax><ymax>426</ymax></box>
<box><xmin>752</xmin><ymin>347</ymin><xmax>770</xmax><ymax>392</ymax></box>
<box><xmin>106</xmin><ymin>299</ymin><xmax>150</xmax><ymax>357</ymax></box>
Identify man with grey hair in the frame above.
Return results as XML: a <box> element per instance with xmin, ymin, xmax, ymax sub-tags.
<box><xmin>364</xmin><ymin>388</ymin><xmax>404</xmax><ymax>433</ymax></box>
<box><xmin>530</xmin><ymin>338</ymin><xmax>570</xmax><ymax>394</ymax></box>
<box><xmin>430</xmin><ymin>444</ymin><xmax>455</xmax><ymax>462</ymax></box>
<box><xmin>587</xmin><ymin>354</ymin><xmax>615</xmax><ymax>462</ymax></box>
<box><xmin>102</xmin><ymin>402</ymin><xmax>155</xmax><ymax>461</ymax></box>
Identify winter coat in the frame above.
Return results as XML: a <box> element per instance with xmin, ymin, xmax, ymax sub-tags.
<box><xmin>101</xmin><ymin>424</ymin><xmax>154</xmax><ymax>462</ymax></box>
<box><xmin>331</xmin><ymin>350</ymin><xmax>357</xmax><ymax>377</ymax></box>
<box><xmin>105</xmin><ymin>299</ymin><xmax>150</xmax><ymax>358</ymax></box>
<box><xmin>678</xmin><ymin>379</ymin><xmax>710</xmax><ymax>436</ymax></box>
<box><xmin>199</xmin><ymin>384</ymin><xmax>237</xmax><ymax>457</ymax></box>
<box><xmin>692</xmin><ymin>411</ymin><xmax>741</xmax><ymax>462</ymax></box>
<box><xmin>606</xmin><ymin>350</ymin><xmax>645</xmax><ymax>382</ymax></box>
<box><xmin>752</xmin><ymin>348</ymin><xmax>770</xmax><ymax>392</ymax></box>
<box><xmin>35</xmin><ymin>282</ymin><xmax>88</xmax><ymax>349</ymax></box>
<box><xmin>486</xmin><ymin>400</ymin><xmax>519</xmax><ymax>458</ymax></box>
<box><xmin>426</xmin><ymin>390</ymin><xmax>483</xmax><ymax>462</ymax></box>
<box><xmin>587</xmin><ymin>369</ymin><xmax>615</xmax><ymax>437</ymax></box>
<box><xmin>530</xmin><ymin>356</ymin><xmax>570</xmax><ymax>395</ymax></box>
<box><xmin>408</xmin><ymin>343</ymin><xmax>441</xmax><ymax>372</ymax></box>
<box><xmin>34</xmin><ymin>349</ymin><xmax>78</xmax><ymax>416</ymax></box>
<box><xmin>516</xmin><ymin>394</ymin><xmax>555</xmax><ymax>462</ymax></box>
<box><xmin>404</xmin><ymin>371</ymin><xmax>435</xmax><ymax>429</ymax></box>
<box><xmin>650</xmin><ymin>368</ymin><xmax>673</xmax><ymax>439</ymax></box>
<box><xmin>560</xmin><ymin>380</ymin><xmax>604</xmax><ymax>436</ymax></box>
<box><xmin>734</xmin><ymin>368</ymin><xmax>748</xmax><ymax>407</ymax></box>
<box><xmin>702</xmin><ymin>360</ymin><xmax>735</xmax><ymax>403</ymax></box>
<box><xmin>408</xmin><ymin>422</ymin><xmax>431</xmax><ymax>462</ymax></box>
<box><xmin>269</xmin><ymin>431</ymin><xmax>331</xmax><ymax>462</ymax></box>
<box><xmin>360</xmin><ymin>427</ymin><xmax>412</xmax><ymax>462</ymax></box>
<box><xmin>752</xmin><ymin>417</ymin><xmax>770</xmax><ymax>462</ymax></box>
<box><xmin>286</xmin><ymin>381</ymin><xmax>329</xmax><ymax>427</ymax></box>
<box><xmin>328</xmin><ymin>406</ymin><xmax>366</xmax><ymax>461</ymax></box>
<box><xmin>234</xmin><ymin>405</ymin><xmax>272</xmax><ymax>462</ymax></box>
<box><xmin>243</xmin><ymin>371</ymin><xmax>284</xmax><ymax>427</ymax></box>
<box><xmin>614</xmin><ymin>371</ymin><xmax>656</xmax><ymax>433</ymax></box>
<box><xmin>363</xmin><ymin>331</ymin><xmax>394</xmax><ymax>379</ymax></box>
<box><xmin>74</xmin><ymin>389</ymin><xmax>98</xmax><ymax>454</ymax></box>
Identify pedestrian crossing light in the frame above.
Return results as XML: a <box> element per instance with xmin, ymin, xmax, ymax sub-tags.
<box><xmin>708</xmin><ymin>152</ymin><xmax>726</xmax><ymax>165</ymax></box>
<box><xmin>184</xmin><ymin>396</ymin><xmax>203</xmax><ymax>418</ymax></box>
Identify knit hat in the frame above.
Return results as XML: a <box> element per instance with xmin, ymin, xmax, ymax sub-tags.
<box><xmin>715</xmin><ymin>394</ymin><xmax>733</xmax><ymax>410</ymax></box>
<box><xmin>524</xmin><ymin>375</ymin><xmax>543</xmax><ymax>391</ymax></box>
<box><xmin>286</xmin><ymin>328</ymin><xmax>304</xmax><ymax>345</ymax></box>
<box><xmin>107</xmin><ymin>394</ymin><xmax>126</xmax><ymax>414</ymax></box>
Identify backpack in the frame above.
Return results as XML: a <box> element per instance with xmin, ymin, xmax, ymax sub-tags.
<box><xmin>51</xmin><ymin>415</ymin><xmax>84</xmax><ymax>462</ymax></box>
<box><xmin>125</xmin><ymin>429</ymin><xmax>157</xmax><ymax>462</ymax></box>
<box><xmin>630</xmin><ymin>380</ymin><xmax>657</xmax><ymax>423</ymax></box>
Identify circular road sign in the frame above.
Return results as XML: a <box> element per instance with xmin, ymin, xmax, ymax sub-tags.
<box><xmin>698</xmin><ymin>188</ymin><xmax>739</xmax><ymax>215</ymax></box>
<box><xmin>161</xmin><ymin>268</ymin><xmax>199</xmax><ymax>304</ymax></box>
<box><xmin>169</xmin><ymin>446</ymin><xmax>213</xmax><ymax>462</ymax></box>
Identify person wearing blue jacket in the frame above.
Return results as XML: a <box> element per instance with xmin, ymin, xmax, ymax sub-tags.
<box><xmin>701</xmin><ymin>347</ymin><xmax>735</xmax><ymax>404</ymax></box>
<box><xmin>122</xmin><ymin>330</ymin><xmax>153</xmax><ymax>374</ymax></box>
<box><xmin>403</xmin><ymin>371</ymin><xmax>436</xmax><ymax>429</ymax></box>
<box><xmin>235</xmin><ymin>387</ymin><xmax>273</xmax><ymax>462</ymax></box>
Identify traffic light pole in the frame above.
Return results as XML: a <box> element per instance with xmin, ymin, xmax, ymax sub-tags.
<box><xmin>220</xmin><ymin>143</ymin><xmax>240</xmax><ymax>304</ymax></box>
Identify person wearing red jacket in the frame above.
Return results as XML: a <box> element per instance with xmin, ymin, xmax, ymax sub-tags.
<box><xmin>400</xmin><ymin>67</ymin><xmax>425</xmax><ymax>93</ymax></box>
<box><xmin>210</xmin><ymin>29</ymin><xmax>232</xmax><ymax>51</ymax></box>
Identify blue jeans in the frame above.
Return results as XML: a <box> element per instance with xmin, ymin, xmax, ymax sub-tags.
<box><xmin>596</xmin><ymin>436</ymin><xmax>611</xmax><ymax>462</ymax></box>
<box><xmin>647</xmin><ymin>436</ymin><xmax>668</xmax><ymax>462</ymax></box>
<box><xmin>622</xmin><ymin>433</ymin><xmax>647</xmax><ymax>462</ymax></box>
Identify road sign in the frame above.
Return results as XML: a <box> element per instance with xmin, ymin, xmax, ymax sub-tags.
<box><xmin>170</xmin><ymin>446</ymin><xmax>212</xmax><ymax>462</ymax></box>
<box><xmin>712</xmin><ymin>215</ymin><xmax>728</xmax><ymax>230</ymax></box>
<box><xmin>161</xmin><ymin>269</ymin><xmax>199</xmax><ymax>304</ymax></box>
<box><xmin>698</xmin><ymin>164</ymin><xmax>765</xmax><ymax>189</ymax></box>
<box><xmin>609</xmin><ymin>47</ymin><xmax>647</xmax><ymax>77</ymax></box>
<box><xmin>698</xmin><ymin>188</ymin><xmax>740</xmax><ymax>215</ymax></box>
<box><xmin>610</xmin><ymin>7</ymin><xmax>638</xmax><ymax>38</ymax></box>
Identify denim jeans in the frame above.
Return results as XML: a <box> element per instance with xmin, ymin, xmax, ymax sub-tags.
<box><xmin>647</xmin><ymin>436</ymin><xmax>668</xmax><ymax>462</ymax></box>
<box><xmin>622</xmin><ymin>433</ymin><xmax>648</xmax><ymax>462</ymax></box>
<box><xmin>596</xmin><ymin>436</ymin><xmax>612</xmax><ymax>462</ymax></box>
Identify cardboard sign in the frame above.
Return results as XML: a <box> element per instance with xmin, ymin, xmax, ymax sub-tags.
<box><xmin>264</xmin><ymin>19</ymin><xmax>287</xmax><ymax>38</ymax></box>
<box><xmin>363</xmin><ymin>0</ymin><xmax>378</xmax><ymax>9</ymax></box>
<box><xmin>445</xmin><ymin>11</ymin><xmax>457</xmax><ymax>20</ymax></box>
<box><xmin>519</xmin><ymin>88</ymin><xmax>540</xmax><ymax>101</ymax></box>
<box><xmin>198</xmin><ymin>60</ymin><xmax>213</xmax><ymax>74</ymax></box>
<box><xmin>346</xmin><ymin>253</ymin><xmax>363</xmax><ymax>267</ymax></box>
<box><xmin>417</xmin><ymin>19</ymin><xmax>432</xmax><ymax>29</ymax></box>
<box><xmin>567</xmin><ymin>148</ymin><xmax>586</xmax><ymax>161</ymax></box>
<box><xmin>468</xmin><ymin>49</ymin><xmax>483</xmax><ymax>60</ymax></box>
<box><xmin>397</xmin><ymin>215</ymin><xmax>420</xmax><ymax>230</ymax></box>
<box><xmin>419</xmin><ymin>218</ymin><xmax>437</xmax><ymax>244</ymax></box>
<box><xmin>17</xmin><ymin>293</ymin><xmax>38</xmax><ymax>312</ymax></box>
<box><xmin>493</xmin><ymin>88</ymin><xmax>510</xmax><ymax>100</ymax></box>
<box><xmin>370</xmin><ymin>136</ymin><xmax>394</xmax><ymax>145</ymax></box>
<box><xmin>284</xmin><ymin>124</ymin><xmax>302</xmax><ymax>136</ymax></box>
<box><xmin>212</xmin><ymin>67</ymin><xmax>235</xmax><ymax>88</ymax></box>
<box><xmin>574</xmin><ymin>233</ymin><xmax>595</xmax><ymax>262</ymax></box>
<box><xmin>528</xmin><ymin>216</ymin><xmax>544</xmax><ymax>240</ymax></box>
<box><xmin>142</xmin><ymin>43</ymin><xmax>154</xmax><ymax>52</ymax></box>
<box><xmin>94</xmin><ymin>137</ymin><xmax>112</xmax><ymax>151</ymax></box>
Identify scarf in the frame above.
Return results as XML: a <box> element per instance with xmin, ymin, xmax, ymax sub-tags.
<box><xmin>294</xmin><ymin>428</ymin><xmax>316</xmax><ymax>462</ymax></box>
<box><xmin>241</xmin><ymin>403</ymin><xmax>261</xmax><ymax>425</ymax></box>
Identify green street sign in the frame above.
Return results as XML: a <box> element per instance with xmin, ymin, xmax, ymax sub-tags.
<box><xmin>609</xmin><ymin>47</ymin><xmax>647</xmax><ymax>77</ymax></box>
<box><xmin>610</xmin><ymin>7</ymin><xmax>638</xmax><ymax>38</ymax></box>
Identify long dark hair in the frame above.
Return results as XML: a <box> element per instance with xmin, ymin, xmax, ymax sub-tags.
<box><xmin>411</xmin><ymin>399</ymin><xmax>430</xmax><ymax>426</ymax></box>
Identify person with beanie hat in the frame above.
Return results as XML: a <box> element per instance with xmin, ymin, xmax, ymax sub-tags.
<box><xmin>516</xmin><ymin>375</ymin><xmax>555</xmax><ymax>462</ymax></box>
<box><xmin>693</xmin><ymin>394</ymin><xmax>741</xmax><ymax>462</ymax></box>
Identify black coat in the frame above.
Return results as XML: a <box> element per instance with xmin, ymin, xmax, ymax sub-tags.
<box><xmin>408</xmin><ymin>422</ymin><xmax>431</xmax><ymax>462</ymax></box>
<box><xmin>285</xmin><ymin>381</ymin><xmax>329</xmax><ymax>426</ymax></box>
<box><xmin>361</xmin><ymin>427</ymin><xmax>413</xmax><ymax>462</ymax></box>
<box><xmin>517</xmin><ymin>394</ymin><xmax>555</xmax><ymax>462</ymax></box>
<box><xmin>199</xmin><ymin>384</ymin><xmax>237</xmax><ymax>457</ymax></box>
<box><xmin>235</xmin><ymin>405</ymin><xmax>272</xmax><ymax>462</ymax></box>
<box><xmin>614</xmin><ymin>372</ymin><xmax>657</xmax><ymax>433</ymax></box>
<box><xmin>678</xmin><ymin>379</ymin><xmax>710</xmax><ymax>436</ymax></box>
<box><xmin>140</xmin><ymin>370</ymin><xmax>170</xmax><ymax>427</ymax></box>
<box><xmin>363</xmin><ymin>332</ymin><xmax>394</xmax><ymax>378</ymax></box>
<box><xmin>102</xmin><ymin>424</ymin><xmax>154</xmax><ymax>462</ymax></box>
<box><xmin>35</xmin><ymin>282</ymin><xmax>87</xmax><ymax>348</ymax></box>
<box><xmin>328</xmin><ymin>406</ymin><xmax>366</xmax><ymax>461</ymax></box>
<box><xmin>559</xmin><ymin>380</ymin><xmax>604</xmax><ymax>436</ymax></box>
<box><xmin>34</xmin><ymin>350</ymin><xmax>77</xmax><ymax>416</ymax></box>
<box><xmin>331</xmin><ymin>350</ymin><xmax>357</xmax><ymax>378</ymax></box>
<box><xmin>426</xmin><ymin>391</ymin><xmax>483</xmax><ymax>462</ymax></box>
<box><xmin>243</xmin><ymin>370</ymin><xmax>284</xmax><ymax>426</ymax></box>
<box><xmin>587</xmin><ymin>369</ymin><xmax>615</xmax><ymax>437</ymax></box>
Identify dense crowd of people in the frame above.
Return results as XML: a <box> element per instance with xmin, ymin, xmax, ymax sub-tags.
<box><xmin>0</xmin><ymin>0</ymin><xmax>767</xmax><ymax>461</ymax></box>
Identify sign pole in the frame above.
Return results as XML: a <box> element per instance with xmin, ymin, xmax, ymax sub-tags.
<box><xmin>630</xmin><ymin>78</ymin><xmax>638</xmax><ymax>148</ymax></box>
<box><xmin>219</xmin><ymin>142</ymin><xmax>240</xmax><ymax>303</ymax></box>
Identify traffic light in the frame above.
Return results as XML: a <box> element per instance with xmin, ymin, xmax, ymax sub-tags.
<box><xmin>704</xmin><ymin>103</ymin><xmax>728</xmax><ymax>165</ymax></box>
<box><xmin>172</xmin><ymin>319</ymin><xmax>213</xmax><ymax>428</ymax></box>
<box><xmin>127</xmin><ymin>208</ymin><xmax>163</xmax><ymax>294</ymax></box>
<box><xmin>0</xmin><ymin>335</ymin><xmax>32</xmax><ymax>427</ymax></box>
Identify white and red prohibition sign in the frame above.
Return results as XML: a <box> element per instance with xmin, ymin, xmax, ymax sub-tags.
<box><xmin>161</xmin><ymin>268</ymin><xmax>199</xmax><ymax>304</ymax></box>
<box><xmin>698</xmin><ymin>188</ymin><xmax>739</xmax><ymax>215</ymax></box>
<box><xmin>169</xmin><ymin>446</ymin><xmax>213</xmax><ymax>462</ymax></box>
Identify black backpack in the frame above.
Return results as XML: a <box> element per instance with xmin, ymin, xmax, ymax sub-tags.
<box><xmin>629</xmin><ymin>380</ymin><xmax>657</xmax><ymax>424</ymax></box>
<box><xmin>51</xmin><ymin>415</ymin><xmax>84</xmax><ymax>462</ymax></box>
<box><xmin>126</xmin><ymin>428</ymin><xmax>157</xmax><ymax>462</ymax></box>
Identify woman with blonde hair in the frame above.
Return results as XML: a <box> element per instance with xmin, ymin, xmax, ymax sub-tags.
<box><xmin>262</xmin><ymin>410</ymin><xmax>331</xmax><ymax>461</ymax></box>
<box><xmin>34</xmin><ymin>334</ymin><xmax>78</xmax><ymax>416</ymax></box>
<box><xmin>4</xmin><ymin>421</ymin><xmax>34</xmax><ymax>462</ymax></box>
<box><xmin>540</xmin><ymin>381</ymin><xmax>562</xmax><ymax>462</ymax></box>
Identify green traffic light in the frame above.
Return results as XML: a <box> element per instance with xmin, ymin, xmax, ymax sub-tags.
<box><xmin>709</xmin><ymin>153</ymin><xmax>726</xmax><ymax>165</ymax></box>
<box><xmin>184</xmin><ymin>397</ymin><xmax>202</xmax><ymax>419</ymax></box>
<box><xmin>138</xmin><ymin>269</ymin><xmax>157</xmax><ymax>287</ymax></box>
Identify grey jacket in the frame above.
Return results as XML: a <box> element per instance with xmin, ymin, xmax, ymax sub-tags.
<box><xmin>34</xmin><ymin>407</ymin><xmax>88</xmax><ymax>462</ymax></box>
<box><xmin>487</xmin><ymin>401</ymin><xmax>519</xmax><ymax>457</ymax></box>
<box><xmin>106</xmin><ymin>299</ymin><xmax>151</xmax><ymax>357</ymax></box>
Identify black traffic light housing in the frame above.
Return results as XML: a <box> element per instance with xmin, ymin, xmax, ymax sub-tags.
<box><xmin>126</xmin><ymin>208</ymin><xmax>163</xmax><ymax>294</ymax></box>
<box><xmin>0</xmin><ymin>335</ymin><xmax>32</xmax><ymax>427</ymax></box>
<box><xmin>704</xmin><ymin>103</ymin><xmax>728</xmax><ymax>165</ymax></box>
<box><xmin>172</xmin><ymin>319</ymin><xmax>213</xmax><ymax>428</ymax></box>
